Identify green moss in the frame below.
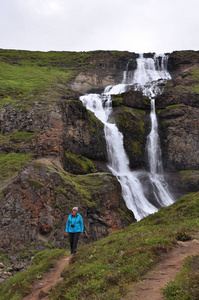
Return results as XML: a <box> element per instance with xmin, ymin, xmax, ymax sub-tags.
<box><xmin>131</xmin><ymin>141</ymin><xmax>142</xmax><ymax>155</ymax></box>
<box><xmin>133</xmin><ymin>108</ymin><xmax>146</xmax><ymax>115</ymax></box>
<box><xmin>0</xmin><ymin>131</ymin><xmax>36</xmax><ymax>146</ymax></box>
<box><xmin>165</xmin><ymin>104</ymin><xmax>185</xmax><ymax>111</ymax></box>
<box><xmin>87</xmin><ymin>110</ymin><xmax>101</xmax><ymax>135</ymax></box>
<box><xmin>48</xmin><ymin>165</ymin><xmax>104</xmax><ymax>210</ymax></box>
<box><xmin>112</xmin><ymin>95</ymin><xmax>123</xmax><ymax>106</ymax></box>
<box><xmin>26</xmin><ymin>179</ymin><xmax>44</xmax><ymax>189</ymax></box>
<box><xmin>0</xmin><ymin>153</ymin><xmax>33</xmax><ymax>185</ymax></box>
<box><xmin>64</xmin><ymin>149</ymin><xmax>95</xmax><ymax>175</ymax></box>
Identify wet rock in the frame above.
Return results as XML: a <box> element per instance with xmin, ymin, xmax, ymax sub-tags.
<box><xmin>110</xmin><ymin>107</ymin><xmax>149</xmax><ymax>169</ymax></box>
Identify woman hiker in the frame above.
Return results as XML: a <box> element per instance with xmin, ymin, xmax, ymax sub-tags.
<box><xmin>65</xmin><ymin>207</ymin><xmax>84</xmax><ymax>255</ymax></box>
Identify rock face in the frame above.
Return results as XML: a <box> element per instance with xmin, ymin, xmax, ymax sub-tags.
<box><xmin>158</xmin><ymin>105</ymin><xmax>199</xmax><ymax>171</ymax></box>
<box><xmin>156</xmin><ymin>63</ymin><xmax>199</xmax><ymax>171</ymax></box>
<box><xmin>61</xmin><ymin>100</ymin><xmax>107</xmax><ymax>161</ymax></box>
<box><xmin>70</xmin><ymin>51</ymin><xmax>138</xmax><ymax>93</ymax></box>
<box><xmin>0</xmin><ymin>162</ymin><xmax>135</xmax><ymax>251</ymax></box>
<box><xmin>168</xmin><ymin>50</ymin><xmax>199</xmax><ymax>77</ymax></box>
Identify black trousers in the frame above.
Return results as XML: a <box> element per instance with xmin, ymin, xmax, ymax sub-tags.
<box><xmin>69</xmin><ymin>232</ymin><xmax>80</xmax><ymax>254</ymax></box>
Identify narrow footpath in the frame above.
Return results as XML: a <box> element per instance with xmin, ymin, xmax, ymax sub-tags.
<box><xmin>124</xmin><ymin>236</ymin><xmax>199</xmax><ymax>300</ymax></box>
<box><xmin>22</xmin><ymin>237</ymin><xmax>199</xmax><ymax>300</ymax></box>
<box><xmin>23</xmin><ymin>255</ymin><xmax>72</xmax><ymax>300</ymax></box>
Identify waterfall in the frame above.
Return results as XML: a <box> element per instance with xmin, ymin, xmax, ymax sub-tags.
<box><xmin>132</xmin><ymin>54</ymin><xmax>174</xmax><ymax>207</ymax></box>
<box><xmin>80</xmin><ymin>53</ymin><xmax>174</xmax><ymax>221</ymax></box>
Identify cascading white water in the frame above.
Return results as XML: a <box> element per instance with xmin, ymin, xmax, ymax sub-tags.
<box><xmin>80</xmin><ymin>53</ymin><xmax>174</xmax><ymax>221</ymax></box>
<box><xmin>132</xmin><ymin>54</ymin><xmax>174</xmax><ymax>207</ymax></box>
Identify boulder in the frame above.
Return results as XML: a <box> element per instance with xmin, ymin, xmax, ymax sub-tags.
<box><xmin>112</xmin><ymin>88</ymin><xmax>151</xmax><ymax>110</ymax></box>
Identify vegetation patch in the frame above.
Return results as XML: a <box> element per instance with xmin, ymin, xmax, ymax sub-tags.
<box><xmin>163</xmin><ymin>254</ymin><xmax>199</xmax><ymax>300</ymax></box>
<box><xmin>0</xmin><ymin>249</ymin><xmax>66</xmax><ymax>300</ymax></box>
<box><xmin>180</xmin><ymin>170</ymin><xmax>199</xmax><ymax>187</ymax></box>
<box><xmin>64</xmin><ymin>149</ymin><xmax>95</xmax><ymax>175</ymax></box>
<box><xmin>0</xmin><ymin>131</ymin><xmax>36</xmax><ymax>146</ymax></box>
<box><xmin>0</xmin><ymin>96</ymin><xmax>18</xmax><ymax>110</ymax></box>
<box><xmin>26</xmin><ymin>179</ymin><xmax>45</xmax><ymax>189</ymax></box>
<box><xmin>112</xmin><ymin>95</ymin><xmax>123</xmax><ymax>106</ymax></box>
<box><xmin>131</xmin><ymin>141</ymin><xmax>142</xmax><ymax>155</ymax></box>
<box><xmin>0</xmin><ymin>153</ymin><xmax>33</xmax><ymax>185</ymax></box>
<box><xmin>49</xmin><ymin>192</ymin><xmax>199</xmax><ymax>299</ymax></box>
<box><xmin>47</xmin><ymin>164</ymin><xmax>110</xmax><ymax>211</ymax></box>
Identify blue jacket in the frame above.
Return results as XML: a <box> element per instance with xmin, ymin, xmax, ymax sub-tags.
<box><xmin>65</xmin><ymin>213</ymin><xmax>84</xmax><ymax>233</ymax></box>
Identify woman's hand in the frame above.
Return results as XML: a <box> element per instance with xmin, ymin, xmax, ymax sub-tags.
<box><xmin>64</xmin><ymin>232</ymin><xmax>68</xmax><ymax>237</ymax></box>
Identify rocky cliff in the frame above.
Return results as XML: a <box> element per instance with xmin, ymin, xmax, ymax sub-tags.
<box><xmin>0</xmin><ymin>49</ymin><xmax>199</xmax><ymax>268</ymax></box>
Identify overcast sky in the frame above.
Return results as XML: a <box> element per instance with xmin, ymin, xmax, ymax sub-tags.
<box><xmin>0</xmin><ymin>0</ymin><xmax>199</xmax><ymax>54</ymax></box>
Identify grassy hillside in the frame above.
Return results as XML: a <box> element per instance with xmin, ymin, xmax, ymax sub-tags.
<box><xmin>0</xmin><ymin>49</ymin><xmax>88</xmax><ymax>105</ymax></box>
<box><xmin>0</xmin><ymin>191</ymin><xmax>198</xmax><ymax>299</ymax></box>
<box><xmin>49</xmin><ymin>191</ymin><xmax>199</xmax><ymax>300</ymax></box>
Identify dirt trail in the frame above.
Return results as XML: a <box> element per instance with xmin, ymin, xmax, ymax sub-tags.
<box><xmin>124</xmin><ymin>237</ymin><xmax>199</xmax><ymax>300</ymax></box>
<box><xmin>22</xmin><ymin>237</ymin><xmax>199</xmax><ymax>300</ymax></box>
<box><xmin>23</xmin><ymin>255</ymin><xmax>72</xmax><ymax>300</ymax></box>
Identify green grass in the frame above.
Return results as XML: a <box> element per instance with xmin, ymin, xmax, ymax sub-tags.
<box><xmin>0</xmin><ymin>61</ymin><xmax>74</xmax><ymax>98</ymax></box>
<box><xmin>0</xmin><ymin>153</ymin><xmax>33</xmax><ymax>185</ymax></box>
<box><xmin>163</xmin><ymin>254</ymin><xmax>199</xmax><ymax>299</ymax></box>
<box><xmin>0</xmin><ymin>131</ymin><xmax>36</xmax><ymax>145</ymax></box>
<box><xmin>0</xmin><ymin>249</ymin><xmax>67</xmax><ymax>300</ymax></box>
<box><xmin>180</xmin><ymin>170</ymin><xmax>199</xmax><ymax>187</ymax></box>
<box><xmin>48</xmin><ymin>191</ymin><xmax>199</xmax><ymax>300</ymax></box>
<box><xmin>0</xmin><ymin>96</ymin><xmax>18</xmax><ymax>110</ymax></box>
<box><xmin>0</xmin><ymin>49</ymin><xmax>93</xmax><ymax>69</ymax></box>
<box><xmin>0</xmin><ymin>49</ymin><xmax>96</xmax><ymax>101</ymax></box>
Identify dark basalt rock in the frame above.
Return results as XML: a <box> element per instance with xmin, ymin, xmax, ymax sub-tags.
<box><xmin>112</xmin><ymin>88</ymin><xmax>151</xmax><ymax>110</ymax></box>
<box><xmin>109</xmin><ymin>107</ymin><xmax>150</xmax><ymax>169</ymax></box>
<box><xmin>61</xmin><ymin>100</ymin><xmax>107</xmax><ymax>161</ymax></box>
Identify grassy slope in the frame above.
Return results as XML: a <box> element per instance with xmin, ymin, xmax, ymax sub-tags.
<box><xmin>0</xmin><ymin>153</ymin><xmax>33</xmax><ymax>185</ymax></box>
<box><xmin>0</xmin><ymin>49</ymin><xmax>92</xmax><ymax>105</ymax></box>
<box><xmin>0</xmin><ymin>249</ymin><xmax>67</xmax><ymax>300</ymax></box>
<box><xmin>1</xmin><ymin>191</ymin><xmax>198</xmax><ymax>300</ymax></box>
<box><xmin>49</xmin><ymin>192</ymin><xmax>199</xmax><ymax>300</ymax></box>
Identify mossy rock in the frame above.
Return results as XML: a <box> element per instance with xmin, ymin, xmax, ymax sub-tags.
<box><xmin>63</xmin><ymin>149</ymin><xmax>95</xmax><ymax>175</ymax></box>
<box><xmin>111</xmin><ymin>106</ymin><xmax>147</xmax><ymax>168</ymax></box>
<box><xmin>179</xmin><ymin>170</ymin><xmax>199</xmax><ymax>192</ymax></box>
<box><xmin>112</xmin><ymin>88</ymin><xmax>151</xmax><ymax>110</ymax></box>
